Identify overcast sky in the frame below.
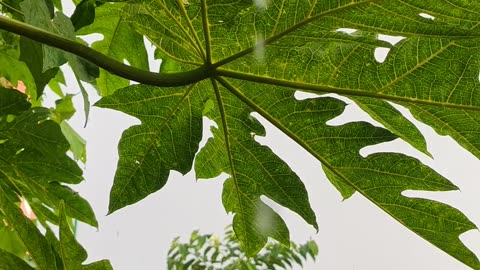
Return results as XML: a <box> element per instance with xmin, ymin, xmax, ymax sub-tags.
<box><xmin>50</xmin><ymin>1</ymin><xmax>480</xmax><ymax>269</ymax></box>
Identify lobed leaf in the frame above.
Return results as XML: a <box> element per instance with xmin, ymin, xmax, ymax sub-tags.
<box><xmin>220</xmin><ymin>78</ymin><xmax>480</xmax><ymax>268</ymax></box>
<box><xmin>96</xmin><ymin>82</ymin><xmax>208</xmax><ymax>213</ymax></box>
<box><xmin>195</xmin><ymin>81</ymin><xmax>318</xmax><ymax>255</ymax></box>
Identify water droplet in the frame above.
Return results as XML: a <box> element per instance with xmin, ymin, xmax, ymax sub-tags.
<box><xmin>419</xmin><ymin>13</ymin><xmax>435</xmax><ymax>20</ymax></box>
<box><xmin>254</xmin><ymin>0</ymin><xmax>269</xmax><ymax>11</ymax></box>
<box><xmin>254</xmin><ymin>34</ymin><xmax>265</xmax><ymax>61</ymax></box>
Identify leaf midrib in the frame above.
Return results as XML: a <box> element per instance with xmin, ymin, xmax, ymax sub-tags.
<box><xmin>215</xmin><ymin>69</ymin><xmax>480</xmax><ymax>111</ymax></box>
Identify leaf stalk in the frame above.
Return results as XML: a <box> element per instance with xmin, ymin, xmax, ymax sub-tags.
<box><xmin>0</xmin><ymin>15</ymin><xmax>212</xmax><ymax>87</ymax></box>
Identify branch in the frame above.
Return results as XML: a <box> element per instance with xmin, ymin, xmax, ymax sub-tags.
<box><xmin>0</xmin><ymin>16</ymin><xmax>212</xmax><ymax>87</ymax></box>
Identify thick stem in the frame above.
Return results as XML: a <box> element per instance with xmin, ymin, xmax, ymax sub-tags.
<box><xmin>0</xmin><ymin>16</ymin><xmax>212</xmax><ymax>87</ymax></box>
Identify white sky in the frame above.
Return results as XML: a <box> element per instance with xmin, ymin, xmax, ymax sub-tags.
<box><xmin>49</xmin><ymin>1</ymin><xmax>480</xmax><ymax>269</ymax></box>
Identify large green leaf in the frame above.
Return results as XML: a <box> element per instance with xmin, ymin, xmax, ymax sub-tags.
<box><xmin>208</xmin><ymin>1</ymin><xmax>480</xmax><ymax>111</ymax></box>
<box><xmin>88</xmin><ymin>0</ymin><xmax>480</xmax><ymax>266</ymax></box>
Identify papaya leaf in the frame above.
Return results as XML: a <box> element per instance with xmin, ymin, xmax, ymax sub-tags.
<box><xmin>90</xmin><ymin>0</ymin><xmax>480</xmax><ymax>266</ymax></box>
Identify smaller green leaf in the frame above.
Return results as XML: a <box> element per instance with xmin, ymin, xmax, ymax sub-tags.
<box><xmin>47</xmin><ymin>69</ymin><xmax>66</xmax><ymax>97</ymax></box>
<box><xmin>0</xmin><ymin>249</ymin><xmax>34</xmax><ymax>270</ymax></box>
<box><xmin>71</xmin><ymin>0</ymin><xmax>97</xmax><ymax>31</ymax></box>
<box><xmin>0</xmin><ymin>87</ymin><xmax>30</xmax><ymax>116</ymax></box>
<box><xmin>46</xmin><ymin>182</ymin><xmax>98</xmax><ymax>228</ymax></box>
<box><xmin>0</xmin><ymin>182</ymin><xmax>57</xmax><ymax>270</ymax></box>
<box><xmin>0</xmin><ymin>227</ymin><xmax>28</xmax><ymax>259</ymax></box>
<box><xmin>96</xmin><ymin>83</ymin><xmax>206</xmax><ymax>213</ymax></box>
<box><xmin>58</xmin><ymin>200</ymin><xmax>88</xmax><ymax>269</ymax></box>
<box><xmin>60</xmin><ymin>121</ymin><xmax>87</xmax><ymax>163</ymax></box>
<box><xmin>19</xmin><ymin>35</ymin><xmax>59</xmax><ymax>98</ymax></box>
<box><xmin>53</xmin><ymin>94</ymin><xmax>76</xmax><ymax>121</ymax></box>
<box><xmin>323</xmin><ymin>165</ymin><xmax>356</xmax><ymax>200</ymax></box>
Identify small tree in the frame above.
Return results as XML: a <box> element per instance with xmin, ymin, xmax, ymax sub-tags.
<box><xmin>168</xmin><ymin>226</ymin><xmax>318</xmax><ymax>270</ymax></box>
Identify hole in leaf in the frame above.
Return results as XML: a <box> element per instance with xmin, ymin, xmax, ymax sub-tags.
<box><xmin>195</xmin><ymin>116</ymin><xmax>217</xmax><ymax>155</ymax></box>
<box><xmin>325</xmin><ymin>101</ymin><xmax>375</xmax><ymax>127</ymax></box>
<box><xmin>419</xmin><ymin>13</ymin><xmax>435</xmax><ymax>20</ymax></box>
<box><xmin>378</xmin><ymin>34</ymin><xmax>405</xmax><ymax>45</ymax></box>
<box><xmin>294</xmin><ymin>91</ymin><xmax>321</xmax><ymax>100</ymax></box>
<box><xmin>144</xmin><ymin>37</ymin><xmax>162</xmax><ymax>72</ymax></box>
<box><xmin>401</xmin><ymin>190</ymin><xmax>457</xmax><ymax>204</ymax></box>
<box><xmin>335</xmin><ymin>28</ymin><xmax>357</xmax><ymax>34</ymax></box>
<box><xmin>374</xmin><ymin>47</ymin><xmax>390</xmax><ymax>63</ymax></box>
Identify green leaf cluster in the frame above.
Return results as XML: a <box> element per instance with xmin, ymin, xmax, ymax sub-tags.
<box><xmin>0</xmin><ymin>87</ymin><xmax>110</xmax><ymax>269</ymax></box>
<box><xmin>167</xmin><ymin>226</ymin><xmax>318</xmax><ymax>270</ymax></box>
<box><xmin>1</xmin><ymin>0</ymin><xmax>480</xmax><ymax>269</ymax></box>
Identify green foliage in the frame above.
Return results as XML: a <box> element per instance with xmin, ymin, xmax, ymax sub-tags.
<box><xmin>167</xmin><ymin>226</ymin><xmax>318</xmax><ymax>270</ymax></box>
<box><xmin>0</xmin><ymin>0</ymin><xmax>480</xmax><ymax>269</ymax></box>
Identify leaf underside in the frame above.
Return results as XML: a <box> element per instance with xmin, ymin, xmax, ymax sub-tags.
<box><xmin>88</xmin><ymin>0</ymin><xmax>480</xmax><ymax>269</ymax></box>
<box><xmin>3</xmin><ymin>0</ymin><xmax>480</xmax><ymax>268</ymax></box>
<box><xmin>90</xmin><ymin>0</ymin><xmax>480</xmax><ymax>268</ymax></box>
